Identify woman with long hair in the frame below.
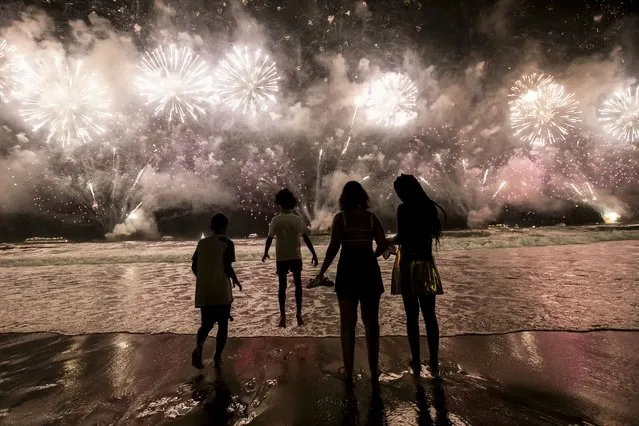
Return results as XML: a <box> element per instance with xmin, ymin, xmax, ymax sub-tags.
<box><xmin>391</xmin><ymin>174</ymin><xmax>445</xmax><ymax>376</ymax></box>
<box><xmin>317</xmin><ymin>181</ymin><xmax>388</xmax><ymax>388</ymax></box>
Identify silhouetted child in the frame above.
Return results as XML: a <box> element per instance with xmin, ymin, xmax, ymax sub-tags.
<box><xmin>191</xmin><ymin>213</ymin><xmax>241</xmax><ymax>369</ymax></box>
<box><xmin>262</xmin><ymin>189</ymin><xmax>318</xmax><ymax>327</ymax></box>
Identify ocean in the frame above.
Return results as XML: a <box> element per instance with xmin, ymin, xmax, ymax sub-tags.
<box><xmin>1</xmin><ymin>225</ymin><xmax>638</xmax><ymax>337</ymax></box>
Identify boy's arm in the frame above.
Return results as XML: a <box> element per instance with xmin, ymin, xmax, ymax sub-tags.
<box><xmin>191</xmin><ymin>248</ymin><xmax>198</xmax><ymax>276</ymax></box>
<box><xmin>263</xmin><ymin>218</ymin><xmax>275</xmax><ymax>262</ymax></box>
<box><xmin>224</xmin><ymin>240</ymin><xmax>241</xmax><ymax>290</ymax></box>
<box><xmin>302</xmin><ymin>234</ymin><xmax>318</xmax><ymax>266</ymax></box>
<box><xmin>262</xmin><ymin>237</ymin><xmax>273</xmax><ymax>262</ymax></box>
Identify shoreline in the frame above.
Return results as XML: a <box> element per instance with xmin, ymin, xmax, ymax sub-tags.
<box><xmin>1</xmin><ymin>330</ymin><xmax>637</xmax><ymax>425</ymax></box>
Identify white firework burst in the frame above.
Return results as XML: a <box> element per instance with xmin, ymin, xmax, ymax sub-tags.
<box><xmin>20</xmin><ymin>56</ymin><xmax>112</xmax><ymax>146</ymax></box>
<box><xmin>598</xmin><ymin>85</ymin><xmax>639</xmax><ymax>143</ymax></box>
<box><xmin>214</xmin><ymin>46</ymin><xmax>280</xmax><ymax>115</ymax></box>
<box><xmin>136</xmin><ymin>44</ymin><xmax>215</xmax><ymax>123</ymax></box>
<box><xmin>361</xmin><ymin>72</ymin><xmax>418</xmax><ymax>127</ymax></box>
<box><xmin>0</xmin><ymin>39</ymin><xmax>27</xmax><ymax>103</ymax></box>
<box><xmin>510</xmin><ymin>74</ymin><xmax>581</xmax><ymax>146</ymax></box>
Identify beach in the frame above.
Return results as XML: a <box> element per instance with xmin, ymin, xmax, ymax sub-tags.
<box><xmin>0</xmin><ymin>331</ymin><xmax>637</xmax><ymax>425</ymax></box>
<box><xmin>0</xmin><ymin>228</ymin><xmax>638</xmax><ymax>424</ymax></box>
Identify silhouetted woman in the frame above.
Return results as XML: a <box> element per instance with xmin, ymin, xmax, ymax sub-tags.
<box><xmin>391</xmin><ymin>174</ymin><xmax>444</xmax><ymax>376</ymax></box>
<box><xmin>317</xmin><ymin>181</ymin><xmax>388</xmax><ymax>387</ymax></box>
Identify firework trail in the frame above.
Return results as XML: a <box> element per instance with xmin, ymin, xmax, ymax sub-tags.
<box><xmin>136</xmin><ymin>44</ymin><xmax>215</xmax><ymax>123</ymax></box>
<box><xmin>214</xmin><ymin>46</ymin><xmax>280</xmax><ymax>115</ymax></box>
<box><xmin>509</xmin><ymin>74</ymin><xmax>581</xmax><ymax>146</ymax></box>
<box><xmin>598</xmin><ymin>85</ymin><xmax>639</xmax><ymax>143</ymax></box>
<box><xmin>361</xmin><ymin>72</ymin><xmax>418</xmax><ymax>128</ymax></box>
<box><xmin>19</xmin><ymin>57</ymin><xmax>112</xmax><ymax>146</ymax></box>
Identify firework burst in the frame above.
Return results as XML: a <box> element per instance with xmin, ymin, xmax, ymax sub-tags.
<box><xmin>598</xmin><ymin>85</ymin><xmax>639</xmax><ymax>143</ymax></box>
<box><xmin>214</xmin><ymin>46</ymin><xmax>280</xmax><ymax>115</ymax></box>
<box><xmin>361</xmin><ymin>72</ymin><xmax>418</xmax><ymax>127</ymax></box>
<box><xmin>510</xmin><ymin>74</ymin><xmax>581</xmax><ymax>146</ymax></box>
<box><xmin>0</xmin><ymin>39</ymin><xmax>27</xmax><ymax>103</ymax></box>
<box><xmin>20</xmin><ymin>56</ymin><xmax>112</xmax><ymax>146</ymax></box>
<box><xmin>136</xmin><ymin>44</ymin><xmax>215</xmax><ymax>123</ymax></box>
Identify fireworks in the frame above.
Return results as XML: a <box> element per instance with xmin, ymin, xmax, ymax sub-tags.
<box><xmin>509</xmin><ymin>73</ymin><xmax>555</xmax><ymax>98</ymax></box>
<box><xmin>598</xmin><ymin>85</ymin><xmax>639</xmax><ymax>143</ymax></box>
<box><xmin>361</xmin><ymin>72</ymin><xmax>418</xmax><ymax>127</ymax></box>
<box><xmin>510</xmin><ymin>74</ymin><xmax>581</xmax><ymax>146</ymax></box>
<box><xmin>214</xmin><ymin>46</ymin><xmax>280</xmax><ymax>115</ymax></box>
<box><xmin>136</xmin><ymin>44</ymin><xmax>215</xmax><ymax>123</ymax></box>
<box><xmin>20</xmin><ymin>57</ymin><xmax>112</xmax><ymax>146</ymax></box>
<box><xmin>0</xmin><ymin>39</ymin><xmax>25</xmax><ymax>103</ymax></box>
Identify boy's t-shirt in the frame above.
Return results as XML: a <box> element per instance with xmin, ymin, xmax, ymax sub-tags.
<box><xmin>268</xmin><ymin>212</ymin><xmax>307</xmax><ymax>261</ymax></box>
<box><xmin>192</xmin><ymin>235</ymin><xmax>235</xmax><ymax>307</ymax></box>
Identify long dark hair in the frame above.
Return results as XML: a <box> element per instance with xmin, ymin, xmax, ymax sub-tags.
<box><xmin>339</xmin><ymin>181</ymin><xmax>370</xmax><ymax>211</ymax></box>
<box><xmin>393</xmin><ymin>174</ymin><xmax>446</xmax><ymax>244</ymax></box>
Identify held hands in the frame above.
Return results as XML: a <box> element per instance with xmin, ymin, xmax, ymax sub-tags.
<box><xmin>262</xmin><ymin>253</ymin><xmax>270</xmax><ymax>262</ymax></box>
<box><xmin>233</xmin><ymin>278</ymin><xmax>242</xmax><ymax>291</ymax></box>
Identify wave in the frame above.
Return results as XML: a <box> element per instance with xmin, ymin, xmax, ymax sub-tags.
<box><xmin>1</xmin><ymin>225</ymin><xmax>638</xmax><ymax>267</ymax></box>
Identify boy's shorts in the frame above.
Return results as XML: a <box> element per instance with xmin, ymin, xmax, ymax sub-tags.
<box><xmin>200</xmin><ymin>304</ymin><xmax>232</xmax><ymax>324</ymax></box>
<box><xmin>276</xmin><ymin>258</ymin><xmax>303</xmax><ymax>275</ymax></box>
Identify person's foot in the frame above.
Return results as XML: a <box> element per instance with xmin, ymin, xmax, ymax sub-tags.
<box><xmin>371</xmin><ymin>376</ymin><xmax>381</xmax><ymax>394</ymax></box>
<box><xmin>278</xmin><ymin>315</ymin><xmax>286</xmax><ymax>328</ymax></box>
<box><xmin>429</xmin><ymin>360</ymin><xmax>440</xmax><ymax>378</ymax></box>
<box><xmin>343</xmin><ymin>372</ymin><xmax>354</xmax><ymax>388</ymax></box>
<box><xmin>409</xmin><ymin>359</ymin><xmax>422</xmax><ymax>376</ymax></box>
<box><xmin>296</xmin><ymin>314</ymin><xmax>304</xmax><ymax>326</ymax></box>
<box><xmin>191</xmin><ymin>346</ymin><xmax>204</xmax><ymax>369</ymax></box>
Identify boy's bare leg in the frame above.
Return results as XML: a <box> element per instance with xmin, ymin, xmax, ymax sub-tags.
<box><xmin>193</xmin><ymin>307</ymin><xmax>215</xmax><ymax>369</ymax></box>
<box><xmin>293</xmin><ymin>268</ymin><xmax>304</xmax><ymax>325</ymax></box>
<box><xmin>214</xmin><ymin>305</ymin><xmax>230</xmax><ymax>368</ymax></box>
<box><xmin>277</xmin><ymin>268</ymin><xmax>288</xmax><ymax>327</ymax></box>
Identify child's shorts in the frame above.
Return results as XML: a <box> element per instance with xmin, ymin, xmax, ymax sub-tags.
<box><xmin>276</xmin><ymin>258</ymin><xmax>303</xmax><ymax>276</ymax></box>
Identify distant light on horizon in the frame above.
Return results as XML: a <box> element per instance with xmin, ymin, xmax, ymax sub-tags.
<box><xmin>602</xmin><ymin>211</ymin><xmax>620</xmax><ymax>224</ymax></box>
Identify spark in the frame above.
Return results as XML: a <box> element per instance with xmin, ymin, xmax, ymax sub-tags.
<box><xmin>361</xmin><ymin>72</ymin><xmax>418</xmax><ymax>127</ymax></box>
<box><xmin>214</xmin><ymin>46</ymin><xmax>280</xmax><ymax>115</ymax></box>
<box><xmin>20</xmin><ymin>57</ymin><xmax>112</xmax><ymax>146</ymax></box>
<box><xmin>88</xmin><ymin>182</ymin><xmax>98</xmax><ymax>210</ymax></box>
<box><xmin>491</xmin><ymin>180</ymin><xmax>507</xmax><ymax>199</ymax></box>
<box><xmin>136</xmin><ymin>44</ymin><xmax>214</xmax><ymax>123</ymax></box>
<box><xmin>341</xmin><ymin>135</ymin><xmax>352</xmax><ymax>156</ymax></box>
<box><xmin>127</xmin><ymin>201</ymin><xmax>143</xmax><ymax>219</ymax></box>
<box><xmin>598</xmin><ymin>85</ymin><xmax>639</xmax><ymax>142</ymax></box>
<box><xmin>510</xmin><ymin>74</ymin><xmax>581</xmax><ymax>146</ymax></box>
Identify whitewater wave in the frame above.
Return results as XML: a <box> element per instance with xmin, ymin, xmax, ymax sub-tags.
<box><xmin>1</xmin><ymin>225</ymin><xmax>637</xmax><ymax>267</ymax></box>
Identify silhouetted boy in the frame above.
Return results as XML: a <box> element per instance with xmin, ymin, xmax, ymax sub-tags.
<box><xmin>262</xmin><ymin>189</ymin><xmax>318</xmax><ymax>328</ymax></box>
<box><xmin>192</xmin><ymin>213</ymin><xmax>241</xmax><ymax>369</ymax></box>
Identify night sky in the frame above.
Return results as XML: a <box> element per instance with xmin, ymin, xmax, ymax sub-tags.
<box><xmin>0</xmin><ymin>1</ymin><xmax>637</xmax><ymax>241</ymax></box>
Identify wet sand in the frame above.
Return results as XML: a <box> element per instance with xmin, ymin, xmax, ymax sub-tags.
<box><xmin>0</xmin><ymin>331</ymin><xmax>636</xmax><ymax>425</ymax></box>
